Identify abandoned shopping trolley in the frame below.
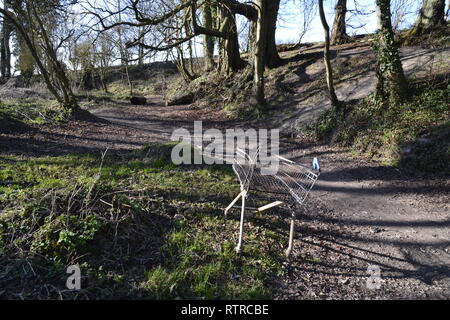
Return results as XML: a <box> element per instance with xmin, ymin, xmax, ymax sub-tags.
<box><xmin>193</xmin><ymin>143</ymin><xmax>320</xmax><ymax>258</ymax></box>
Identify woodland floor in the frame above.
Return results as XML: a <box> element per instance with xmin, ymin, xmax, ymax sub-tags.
<box><xmin>1</xmin><ymin>43</ymin><xmax>449</xmax><ymax>299</ymax></box>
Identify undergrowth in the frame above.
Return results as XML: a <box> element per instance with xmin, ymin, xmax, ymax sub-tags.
<box><xmin>167</xmin><ymin>67</ymin><xmax>264</xmax><ymax>120</ymax></box>
<box><xmin>399</xmin><ymin>25</ymin><xmax>450</xmax><ymax>49</ymax></box>
<box><xmin>86</xmin><ymin>81</ymin><xmax>158</xmax><ymax>102</ymax></box>
<box><xmin>0</xmin><ymin>144</ymin><xmax>284</xmax><ymax>299</ymax></box>
<box><xmin>0</xmin><ymin>98</ymin><xmax>69</xmax><ymax>126</ymax></box>
<box><xmin>310</xmin><ymin>78</ymin><xmax>450</xmax><ymax>172</ymax></box>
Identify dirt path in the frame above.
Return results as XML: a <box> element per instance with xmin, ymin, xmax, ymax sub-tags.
<box><xmin>279</xmin><ymin>144</ymin><xmax>450</xmax><ymax>299</ymax></box>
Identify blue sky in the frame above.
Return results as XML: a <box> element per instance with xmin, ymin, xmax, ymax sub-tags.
<box><xmin>276</xmin><ymin>0</ymin><xmax>379</xmax><ymax>43</ymax></box>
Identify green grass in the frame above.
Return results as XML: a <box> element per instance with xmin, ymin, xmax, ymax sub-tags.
<box><xmin>0</xmin><ymin>98</ymin><xmax>68</xmax><ymax>125</ymax></box>
<box><xmin>142</xmin><ymin>211</ymin><xmax>282</xmax><ymax>299</ymax></box>
<box><xmin>86</xmin><ymin>81</ymin><xmax>158</xmax><ymax>102</ymax></box>
<box><xmin>0</xmin><ymin>144</ymin><xmax>284</xmax><ymax>299</ymax></box>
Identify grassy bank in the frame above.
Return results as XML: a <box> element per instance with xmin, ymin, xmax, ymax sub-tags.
<box><xmin>0</xmin><ymin>98</ymin><xmax>68</xmax><ymax>130</ymax></box>
<box><xmin>0</xmin><ymin>144</ymin><xmax>284</xmax><ymax>299</ymax></box>
<box><xmin>311</xmin><ymin>78</ymin><xmax>450</xmax><ymax>173</ymax></box>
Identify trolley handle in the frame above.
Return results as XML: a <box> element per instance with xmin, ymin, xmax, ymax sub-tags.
<box><xmin>312</xmin><ymin>157</ymin><xmax>321</xmax><ymax>173</ymax></box>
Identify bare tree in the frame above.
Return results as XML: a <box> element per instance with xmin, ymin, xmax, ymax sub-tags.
<box><xmin>374</xmin><ymin>0</ymin><xmax>409</xmax><ymax>103</ymax></box>
<box><xmin>410</xmin><ymin>0</ymin><xmax>446</xmax><ymax>35</ymax></box>
<box><xmin>217</xmin><ymin>3</ymin><xmax>246</xmax><ymax>74</ymax></box>
<box><xmin>254</xmin><ymin>0</ymin><xmax>267</xmax><ymax>106</ymax></box>
<box><xmin>391</xmin><ymin>0</ymin><xmax>415</xmax><ymax>30</ymax></box>
<box><xmin>81</xmin><ymin>0</ymin><xmax>286</xmax><ymax>104</ymax></box>
<box><xmin>318</xmin><ymin>0</ymin><xmax>339</xmax><ymax>107</ymax></box>
<box><xmin>202</xmin><ymin>0</ymin><xmax>215</xmax><ymax>71</ymax></box>
<box><xmin>0</xmin><ymin>0</ymin><xmax>79</xmax><ymax>113</ymax></box>
<box><xmin>0</xmin><ymin>0</ymin><xmax>12</xmax><ymax>79</ymax></box>
<box><xmin>264</xmin><ymin>0</ymin><xmax>282</xmax><ymax>68</ymax></box>
<box><xmin>296</xmin><ymin>0</ymin><xmax>317</xmax><ymax>44</ymax></box>
<box><xmin>94</xmin><ymin>32</ymin><xmax>116</xmax><ymax>93</ymax></box>
<box><xmin>331</xmin><ymin>0</ymin><xmax>349</xmax><ymax>45</ymax></box>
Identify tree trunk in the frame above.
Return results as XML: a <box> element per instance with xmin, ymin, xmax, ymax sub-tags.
<box><xmin>30</xmin><ymin>4</ymin><xmax>79</xmax><ymax>112</ymax></box>
<box><xmin>375</xmin><ymin>0</ymin><xmax>409</xmax><ymax>103</ymax></box>
<box><xmin>0</xmin><ymin>0</ymin><xmax>12</xmax><ymax>79</ymax></box>
<box><xmin>318</xmin><ymin>0</ymin><xmax>339</xmax><ymax>107</ymax></box>
<box><xmin>254</xmin><ymin>0</ymin><xmax>267</xmax><ymax>106</ymax></box>
<box><xmin>124</xmin><ymin>62</ymin><xmax>133</xmax><ymax>96</ymax></box>
<box><xmin>203</xmin><ymin>1</ymin><xmax>215</xmax><ymax>71</ymax></box>
<box><xmin>0</xmin><ymin>27</ymin><xmax>12</xmax><ymax>78</ymax></box>
<box><xmin>331</xmin><ymin>0</ymin><xmax>349</xmax><ymax>45</ymax></box>
<box><xmin>175</xmin><ymin>46</ymin><xmax>197</xmax><ymax>82</ymax></box>
<box><xmin>265</xmin><ymin>0</ymin><xmax>282</xmax><ymax>68</ymax></box>
<box><xmin>247</xmin><ymin>20</ymin><xmax>256</xmax><ymax>53</ymax></box>
<box><xmin>100</xmin><ymin>66</ymin><xmax>109</xmax><ymax>93</ymax></box>
<box><xmin>219</xmin><ymin>7</ymin><xmax>245</xmax><ymax>75</ymax></box>
<box><xmin>411</xmin><ymin>0</ymin><xmax>446</xmax><ymax>35</ymax></box>
<box><xmin>188</xmin><ymin>39</ymin><xmax>196</xmax><ymax>76</ymax></box>
<box><xmin>138</xmin><ymin>26</ymin><xmax>145</xmax><ymax>65</ymax></box>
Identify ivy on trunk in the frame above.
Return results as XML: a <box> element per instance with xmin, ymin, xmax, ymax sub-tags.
<box><xmin>374</xmin><ymin>0</ymin><xmax>410</xmax><ymax>104</ymax></box>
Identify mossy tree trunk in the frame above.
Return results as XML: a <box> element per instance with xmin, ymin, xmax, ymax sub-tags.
<box><xmin>265</xmin><ymin>0</ymin><xmax>282</xmax><ymax>68</ymax></box>
<box><xmin>410</xmin><ymin>0</ymin><xmax>446</xmax><ymax>35</ymax></box>
<box><xmin>331</xmin><ymin>0</ymin><xmax>349</xmax><ymax>45</ymax></box>
<box><xmin>254</xmin><ymin>0</ymin><xmax>267</xmax><ymax>107</ymax></box>
<box><xmin>219</xmin><ymin>6</ymin><xmax>246</xmax><ymax>75</ymax></box>
<box><xmin>0</xmin><ymin>0</ymin><xmax>12</xmax><ymax>79</ymax></box>
<box><xmin>318</xmin><ymin>0</ymin><xmax>340</xmax><ymax>107</ymax></box>
<box><xmin>203</xmin><ymin>1</ymin><xmax>216</xmax><ymax>71</ymax></box>
<box><xmin>375</xmin><ymin>0</ymin><xmax>409</xmax><ymax>104</ymax></box>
